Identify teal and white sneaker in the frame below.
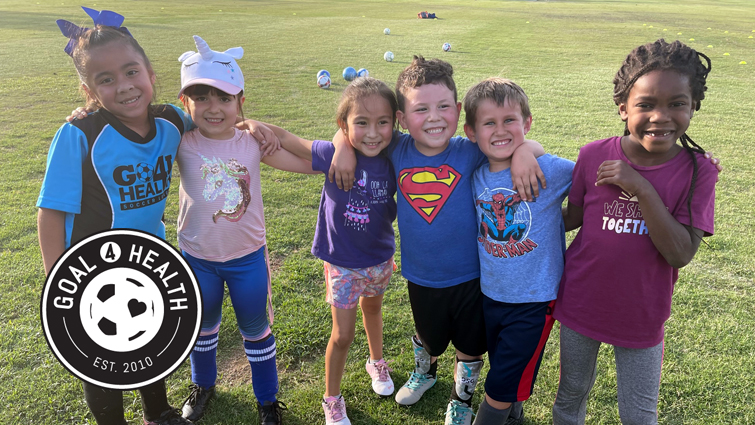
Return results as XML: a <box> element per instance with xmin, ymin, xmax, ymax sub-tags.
<box><xmin>445</xmin><ymin>399</ymin><xmax>474</xmax><ymax>425</ymax></box>
<box><xmin>395</xmin><ymin>336</ymin><xmax>436</xmax><ymax>405</ymax></box>
<box><xmin>395</xmin><ymin>369</ymin><xmax>437</xmax><ymax>405</ymax></box>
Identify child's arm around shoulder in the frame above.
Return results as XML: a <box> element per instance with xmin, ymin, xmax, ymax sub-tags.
<box><xmin>255</xmin><ymin>125</ymin><xmax>318</xmax><ymax>174</ymax></box>
<box><xmin>236</xmin><ymin>118</ymin><xmax>282</xmax><ymax>157</ymax></box>
<box><xmin>264</xmin><ymin>123</ymin><xmax>315</xmax><ymax>162</ymax></box>
<box><xmin>596</xmin><ymin>160</ymin><xmax>704</xmax><ymax>268</ymax></box>
<box><xmin>511</xmin><ymin>139</ymin><xmax>547</xmax><ymax>202</ymax></box>
<box><xmin>327</xmin><ymin>129</ymin><xmax>357</xmax><ymax>191</ymax></box>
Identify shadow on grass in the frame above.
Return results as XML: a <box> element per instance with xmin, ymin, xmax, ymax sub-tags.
<box><xmin>195</xmin><ymin>391</ymin><xmax>260</xmax><ymax>423</ymax></box>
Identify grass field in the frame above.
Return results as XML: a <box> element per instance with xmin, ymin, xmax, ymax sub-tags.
<box><xmin>1</xmin><ymin>0</ymin><xmax>754</xmax><ymax>423</ymax></box>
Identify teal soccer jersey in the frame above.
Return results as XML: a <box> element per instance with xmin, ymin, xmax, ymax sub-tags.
<box><xmin>37</xmin><ymin>105</ymin><xmax>191</xmax><ymax>247</ymax></box>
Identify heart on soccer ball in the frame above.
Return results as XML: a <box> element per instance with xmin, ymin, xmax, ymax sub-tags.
<box><xmin>128</xmin><ymin>299</ymin><xmax>148</xmax><ymax>317</ymax></box>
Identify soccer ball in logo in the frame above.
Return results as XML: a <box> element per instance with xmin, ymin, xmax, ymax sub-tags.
<box><xmin>79</xmin><ymin>268</ymin><xmax>164</xmax><ymax>352</ymax></box>
<box><xmin>136</xmin><ymin>162</ymin><xmax>154</xmax><ymax>182</ymax></box>
<box><xmin>42</xmin><ymin>229</ymin><xmax>202</xmax><ymax>390</ymax></box>
<box><xmin>443</xmin><ymin>43</ymin><xmax>452</xmax><ymax>52</ymax></box>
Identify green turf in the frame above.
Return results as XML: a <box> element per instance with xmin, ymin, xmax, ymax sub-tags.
<box><xmin>1</xmin><ymin>0</ymin><xmax>753</xmax><ymax>423</ymax></box>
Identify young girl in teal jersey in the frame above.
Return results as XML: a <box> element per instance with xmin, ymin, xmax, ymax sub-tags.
<box><xmin>38</xmin><ymin>8</ymin><xmax>193</xmax><ymax>425</ymax></box>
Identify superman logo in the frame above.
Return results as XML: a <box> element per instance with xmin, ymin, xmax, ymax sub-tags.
<box><xmin>398</xmin><ymin>165</ymin><xmax>461</xmax><ymax>224</ymax></box>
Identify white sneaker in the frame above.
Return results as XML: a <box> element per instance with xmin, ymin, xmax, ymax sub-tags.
<box><xmin>322</xmin><ymin>395</ymin><xmax>351</xmax><ymax>425</ymax></box>
<box><xmin>394</xmin><ymin>370</ymin><xmax>437</xmax><ymax>405</ymax></box>
<box><xmin>365</xmin><ymin>359</ymin><xmax>394</xmax><ymax>396</ymax></box>
<box><xmin>395</xmin><ymin>336</ymin><xmax>437</xmax><ymax>405</ymax></box>
<box><xmin>445</xmin><ymin>399</ymin><xmax>474</xmax><ymax>425</ymax></box>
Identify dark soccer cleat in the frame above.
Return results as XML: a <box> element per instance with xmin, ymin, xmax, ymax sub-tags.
<box><xmin>144</xmin><ymin>408</ymin><xmax>193</xmax><ymax>425</ymax></box>
<box><xmin>259</xmin><ymin>400</ymin><xmax>287</xmax><ymax>425</ymax></box>
<box><xmin>181</xmin><ymin>384</ymin><xmax>215</xmax><ymax>422</ymax></box>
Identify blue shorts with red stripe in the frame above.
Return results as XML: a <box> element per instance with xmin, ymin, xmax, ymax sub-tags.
<box><xmin>482</xmin><ymin>296</ymin><xmax>555</xmax><ymax>402</ymax></box>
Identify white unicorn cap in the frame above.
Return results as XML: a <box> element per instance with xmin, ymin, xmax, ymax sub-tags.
<box><xmin>178</xmin><ymin>35</ymin><xmax>244</xmax><ymax>99</ymax></box>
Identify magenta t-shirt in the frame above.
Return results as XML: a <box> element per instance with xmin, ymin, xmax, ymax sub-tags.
<box><xmin>554</xmin><ymin>136</ymin><xmax>716</xmax><ymax>348</ymax></box>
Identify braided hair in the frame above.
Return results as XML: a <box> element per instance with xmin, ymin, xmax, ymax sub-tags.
<box><xmin>613</xmin><ymin>39</ymin><xmax>712</xmax><ymax>230</ymax></box>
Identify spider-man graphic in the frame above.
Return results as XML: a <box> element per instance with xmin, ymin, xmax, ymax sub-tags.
<box><xmin>476</xmin><ymin>192</ymin><xmax>527</xmax><ymax>243</ymax></box>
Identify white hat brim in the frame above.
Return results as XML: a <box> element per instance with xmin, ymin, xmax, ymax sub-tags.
<box><xmin>178</xmin><ymin>78</ymin><xmax>243</xmax><ymax>99</ymax></box>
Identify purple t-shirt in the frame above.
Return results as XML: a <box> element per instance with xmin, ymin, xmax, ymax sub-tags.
<box><xmin>310</xmin><ymin>140</ymin><xmax>397</xmax><ymax>268</ymax></box>
<box><xmin>554</xmin><ymin>136</ymin><xmax>716</xmax><ymax>348</ymax></box>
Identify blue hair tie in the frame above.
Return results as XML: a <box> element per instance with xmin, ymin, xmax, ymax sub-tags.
<box><xmin>56</xmin><ymin>6</ymin><xmax>132</xmax><ymax>56</ymax></box>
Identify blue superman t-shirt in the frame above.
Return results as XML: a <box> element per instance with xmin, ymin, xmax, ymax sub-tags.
<box><xmin>385</xmin><ymin>132</ymin><xmax>487</xmax><ymax>288</ymax></box>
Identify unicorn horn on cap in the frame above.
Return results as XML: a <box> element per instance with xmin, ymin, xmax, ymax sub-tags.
<box><xmin>177</xmin><ymin>35</ymin><xmax>245</xmax><ymax>99</ymax></box>
<box><xmin>194</xmin><ymin>35</ymin><xmax>214</xmax><ymax>61</ymax></box>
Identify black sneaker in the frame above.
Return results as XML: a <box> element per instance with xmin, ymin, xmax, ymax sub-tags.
<box><xmin>181</xmin><ymin>384</ymin><xmax>215</xmax><ymax>422</ymax></box>
<box><xmin>258</xmin><ymin>400</ymin><xmax>288</xmax><ymax>425</ymax></box>
<box><xmin>144</xmin><ymin>408</ymin><xmax>193</xmax><ymax>425</ymax></box>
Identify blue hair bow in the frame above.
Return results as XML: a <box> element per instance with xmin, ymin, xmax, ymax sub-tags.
<box><xmin>56</xmin><ymin>6</ymin><xmax>132</xmax><ymax>56</ymax></box>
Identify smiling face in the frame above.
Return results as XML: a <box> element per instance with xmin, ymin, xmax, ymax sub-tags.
<box><xmin>619</xmin><ymin>69</ymin><xmax>695</xmax><ymax>165</ymax></box>
<box><xmin>464</xmin><ymin>99</ymin><xmax>532</xmax><ymax>172</ymax></box>
<box><xmin>397</xmin><ymin>83</ymin><xmax>461</xmax><ymax>156</ymax></box>
<box><xmin>341</xmin><ymin>94</ymin><xmax>394</xmax><ymax>157</ymax></box>
<box><xmin>81</xmin><ymin>40</ymin><xmax>155</xmax><ymax>132</ymax></box>
<box><xmin>181</xmin><ymin>86</ymin><xmax>243</xmax><ymax>140</ymax></box>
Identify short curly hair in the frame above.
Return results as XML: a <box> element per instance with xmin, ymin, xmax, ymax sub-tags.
<box><xmin>395</xmin><ymin>55</ymin><xmax>456</xmax><ymax>112</ymax></box>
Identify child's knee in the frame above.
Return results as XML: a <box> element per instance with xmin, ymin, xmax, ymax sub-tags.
<box><xmin>241</xmin><ymin>327</ymin><xmax>272</xmax><ymax>343</ymax></box>
<box><xmin>240</xmin><ymin>325</ymin><xmax>271</xmax><ymax>342</ymax></box>
<box><xmin>237</xmin><ymin>312</ymin><xmax>272</xmax><ymax>340</ymax></box>
<box><xmin>200</xmin><ymin>317</ymin><xmax>222</xmax><ymax>334</ymax></box>
<box><xmin>359</xmin><ymin>296</ymin><xmax>383</xmax><ymax>315</ymax></box>
<box><xmin>330</xmin><ymin>328</ymin><xmax>355</xmax><ymax>348</ymax></box>
<box><xmin>558</xmin><ymin>371</ymin><xmax>594</xmax><ymax>396</ymax></box>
